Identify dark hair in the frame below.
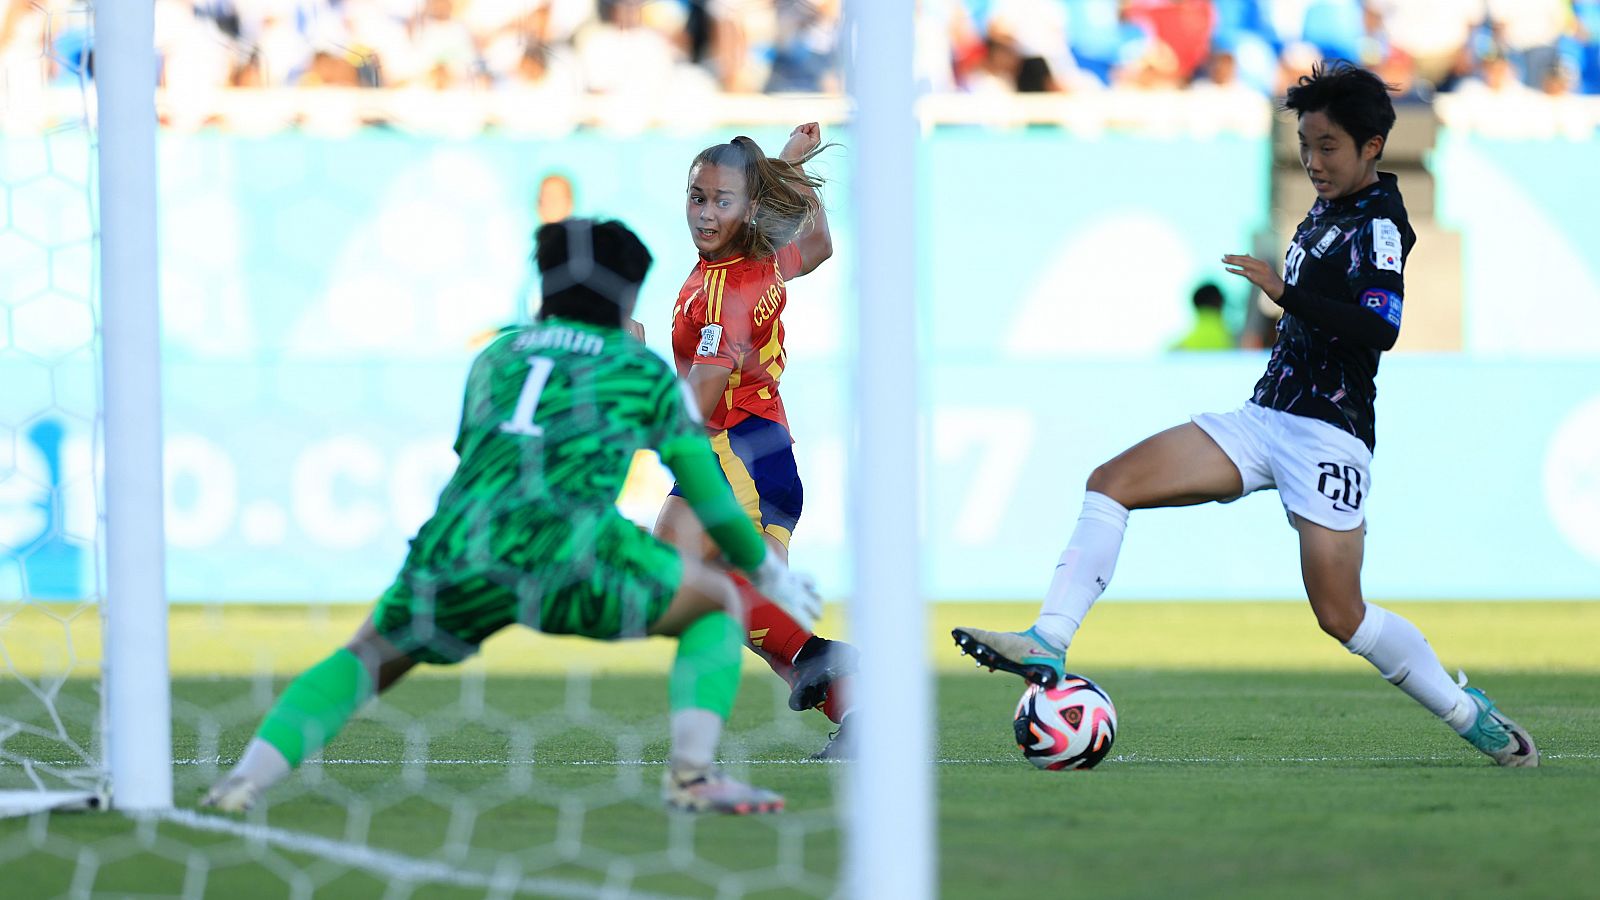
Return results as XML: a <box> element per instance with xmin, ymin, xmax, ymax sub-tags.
<box><xmin>689</xmin><ymin>135</ymin><xmax>829</xmax><ymax>260</ymax></box>
<box><xmin>534</xmin><ymin>218</ymin><xmax>653</xmax><ymax>327</ymax></box>
<box><xmin>1016</xmin><ymin>56</ymin><xmax>1055</xmax><ymax>93</ymax></box>
<box><xmin>1282</xmin><ymin>61</ymin><xmax>1396</xmax><ymax>159</ymax></box>
<box><xmin>1192</xmin><ymin>282</ymin><xmax>1223</xmax><ymax>310</ymax></box>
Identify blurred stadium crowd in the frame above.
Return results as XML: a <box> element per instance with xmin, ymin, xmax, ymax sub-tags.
<box><xmin>4</xmin><ymin>0</ymin><xmax>1600</xmax><ymax>135</ymax></box>
<box><xmin>5</xmin><ymin>0</ymin><xmax>1600</xmax><ymax>98</ymax></box>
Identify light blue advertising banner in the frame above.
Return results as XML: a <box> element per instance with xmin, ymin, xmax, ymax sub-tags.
<box><xmin>1433</xmin><ymin>131</ymin><xmax>1600</xmax><ymax>354</ymax></box>
<box><xmin>4</xmin><ymin>131</ymin><xmax>1598</xmax><ymax>602</ymax></box>
<box><xmin>10</xmin><ymin>356</ymin><xmax>1598</xmax><ymax>601</ymax></box>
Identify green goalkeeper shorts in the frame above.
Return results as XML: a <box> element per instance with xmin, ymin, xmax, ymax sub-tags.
<box><xmin>373</xmin><ymin>509</ymin><xmax>684</xmax><ymax>665</ymax></box>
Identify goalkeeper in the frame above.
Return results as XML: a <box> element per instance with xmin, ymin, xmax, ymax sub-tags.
<box><xmin>204</xmin><ymin>218</ymin><xmax>820</xmax><ymax>816</ymax></box>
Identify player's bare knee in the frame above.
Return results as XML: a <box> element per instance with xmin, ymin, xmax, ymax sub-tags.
<box><xmin>1312</xmin><ymin>604</ymin><xmax>1362</xmax><ymax>643</ymax></box>
<box><xmin>655</xmin><ymin>564</ymin><xmax>739</xmax><ymax>637</ymax></box>
<box><xmin>696</xmin><ymin>569</ymin><xmax>739</xmax><ymax>615</ymax></box>
<box><xmin>723</xmin><ymin>579</ymin><xmax>744</xmax><ymax>623</ymax></box>
<box><xmin>1085</xmin><ymin>463</ymin><xmax>1110</xmax><ymax>494</ymax></box>
<box><xmin>343</xmin><ymin>632</ymin><xmax>412</xmax><ymax>692</ymax></box>
<box><xmin>694</xmin><ymin>577</ymin><xmax>738</xmax><ymax>629</ymax></box>
<box><xmin>652</xmin><ymin>507</ymin><xmax>688</xmax><ymax>543</ymax></box>
<box><xmin>1085</xmin><ymin>462</ymin><xmax>1132</xmax><ymax>505</ymax></box>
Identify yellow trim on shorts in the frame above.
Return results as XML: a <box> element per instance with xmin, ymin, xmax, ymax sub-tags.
<box><xmin>709</xmin><ymin>430</ymin><xmax>763</xmax><ymax>527</ymax></box>
<box><xmin>763</xmin><ymin>523</ymin><xmax>792</xmax><ymax>549</ymax></box>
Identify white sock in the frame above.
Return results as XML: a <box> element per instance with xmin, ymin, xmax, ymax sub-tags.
<box><xmin>1343</xmin><ymin>604</ymin><xmax>1475</xmax><ymax>731</ymax></box>
<box><xmin>1032</xmin><ymin>491</ymin><xmax>1129</xmax><ymax>650</ymax></box>
<box><xmin>230</xmin><ymin>737</ymin><xmax>291</xmax><ymax>790</ymax></box>
<box><xmin>669</xmin><ymin>709</ymin><xmax>723</xmax><ymax>774</ymax></box>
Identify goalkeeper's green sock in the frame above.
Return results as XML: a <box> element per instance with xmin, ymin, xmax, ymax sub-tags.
<box><xmin>249</xmin><ymin>648</ymin><xmax>374</xmax><ymax>777</ymax></box>
<box><xmin>667</xmin><ymin>611</ymin><xmax>742</xmax><ymax>771</ymax></box>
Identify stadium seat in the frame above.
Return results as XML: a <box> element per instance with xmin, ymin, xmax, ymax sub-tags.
<box><xmin>1575</xmin><ymin>1</ymin><xmax>1600</xmax><ymax>93</ymax></box>
<box><xmin>1213</xmin><ymin>0</ymin><xmax>1274</xmax><ymax>48</ymax></box>
<box><xmin>1212</xmin><ymin>29</ymin><xmax>1278</xmax><ymax>94</ymax></box>
<box><xmin>1300</xmin><ymin>0</ymin><xmax>1364</xmax><ymax>64</ymax></box>
<box><xmin>1065</xmin><ymin>0</ymin><xmax>1125</xmax><ymax>84</ymax></box>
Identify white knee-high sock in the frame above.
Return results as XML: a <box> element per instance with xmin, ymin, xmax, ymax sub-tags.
<box><xmin>230</xmin><ymin>738</ymin><xmax>291</xmax><ymax>790</ymax></box>
<box><xmin>1343</xmin><ymin>604</ymin><xmax>1475</xmax><ymax>732</ymax></box>
<box><xmin>1032</xmin><ymin>491</ymin><xmax>1129</xmax><ymax>650</ymax></box>
<box><xmin>669</xmin><ymin>708</ymin><xmax>723</xmax><ymax>773</ymax></box>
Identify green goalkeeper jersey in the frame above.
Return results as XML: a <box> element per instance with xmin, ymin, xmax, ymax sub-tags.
<box><xmin>406</xmin><ymin>318</ymin><xmax>699</xmax><ymax>569</ymax></box>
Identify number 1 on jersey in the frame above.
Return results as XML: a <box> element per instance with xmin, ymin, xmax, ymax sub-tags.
<box><xmin>501</xmin><ymin>356</ymin><xmax>555</xmax><ymax>436</ymax></box>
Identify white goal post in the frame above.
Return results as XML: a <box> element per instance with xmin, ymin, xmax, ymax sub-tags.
<box><xmin>95</xmin><ymin>0</ymin><xmax>172</xmax><ymax>812</ymax></box>
<box><xmin>845</xmin><ymin>1</ymin><xmax>934</xmax><ymax>898</ymax></box>
<box><xmin>76</xmin><ymin>0</ymin><xmax>936</xmax><ymax>888</ymax></box>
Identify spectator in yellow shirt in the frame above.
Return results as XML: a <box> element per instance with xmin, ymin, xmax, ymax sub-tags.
<box><xmin>1172</xmin><ymin>282</ymin><xmax>1233</xmax><ymax>351</ymax></box>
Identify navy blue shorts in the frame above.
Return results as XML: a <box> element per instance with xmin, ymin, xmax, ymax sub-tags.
<box><xmin>670</xmin><ymin>415</ymin><xmax>803</xmax><ymax>548</ymax></box>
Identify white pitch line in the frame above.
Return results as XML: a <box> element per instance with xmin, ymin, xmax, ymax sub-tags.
<box><xmin>1102</xmin><ymin>752</ymin><xmax>1600</xmax><ymax>764</ymax></box>
<box><xmin>157</xmin><ymin>752</ymin><xmax>1600</xmax><ymax>767</ymax></box>
<box><xmin>17</xmin><ymin>753</ymin><xmax>1598</xmax><ymax>770</ymax></box>
<box><xmin>158</xmin><ymin>808</ymin><xmax>689</xmax><ymax>900</ymax></box>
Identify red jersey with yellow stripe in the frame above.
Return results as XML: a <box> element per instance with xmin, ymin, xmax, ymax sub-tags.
<box><xmin>670</xmin><ymin>243</ymin><xmax>803</xmax><ymax>432</ymax></box>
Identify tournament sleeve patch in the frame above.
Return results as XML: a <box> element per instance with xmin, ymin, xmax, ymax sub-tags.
<box><xmin>696</xmin><ymin>324</ymin><xmax>724</xmax><ymax>357</ymax></box>
<box><xmin>1372</xmin><ymin>218</ymin><xmax>1402</xmax><ymax>274</ymax></box>
<box><xmin>1312</xmin><ymin>225</ymin><xmax>1341</xmax><ymax>258</ymax></box>
<box><xmin>1361</xmin><ymin>288</ymin><xmax>1403</xmax><ymax>329</ymax></box>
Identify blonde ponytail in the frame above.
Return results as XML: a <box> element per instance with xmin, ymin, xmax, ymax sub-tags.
<box><xmin>689</xmin><ymin>135</ymin><xmax>834</xmax><ymax>260</ymax></box>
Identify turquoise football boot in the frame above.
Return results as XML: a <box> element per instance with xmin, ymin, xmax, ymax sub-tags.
<box><xmin>1458</xmin><ymin>680</ymin><xmax>1539</xmax><ymax>768</ymax></box>
<box><xmin>951</xmin><ymin>626</ymin><xmax>1066</xmax><ymax>687</ymax></box>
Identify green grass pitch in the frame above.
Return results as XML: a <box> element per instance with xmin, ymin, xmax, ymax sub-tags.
<box><xmin>3</xmin><ymin>665</ymin><xmax>1597</xmax><ymax>899</ymax></box>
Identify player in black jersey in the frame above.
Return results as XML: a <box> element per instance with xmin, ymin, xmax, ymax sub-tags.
<box><xmin>953</xmin><ymin>62</ymin><xmax>1537</xmax><ymax>767</ymax></box>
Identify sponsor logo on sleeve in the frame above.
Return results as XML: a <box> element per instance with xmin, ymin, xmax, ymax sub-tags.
<box><xmin>1361</xmin><ymin>288</ymin><xmax>1403</xmax><ymax>328</ymax></box>
<box><xmin>696</xmin><ymin>324</ymin><xmax>724</xmax><ymax>357</ymax></box>
<box><xmin>1373</xmin><ymin>218</ymin><xmax>1402</xmax><ymax>273</ymax></box>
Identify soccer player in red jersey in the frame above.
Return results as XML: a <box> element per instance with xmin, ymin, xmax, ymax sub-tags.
<box><xmin>653</xmin><ymin>123</ymin><xmax>857</xmax><ymax>758</ymax></box>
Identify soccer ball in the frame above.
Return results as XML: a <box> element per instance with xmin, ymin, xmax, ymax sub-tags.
<box><xmin>1013</xmin><ymin>674</ymin><xmax>1117</xmax><ymax>770</ymax></box>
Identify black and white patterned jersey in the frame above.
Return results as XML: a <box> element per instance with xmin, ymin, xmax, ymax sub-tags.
<box><xmin>1252</xmin><ymin>172</ymin><xmax>1415</xmax><ymax>452</ymax></box>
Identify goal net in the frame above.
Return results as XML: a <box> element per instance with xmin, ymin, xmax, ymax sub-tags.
<box><xmin>0</xmin><ymin>0</ymin><xmax>104</xmax><ymax>817</ymax></box>
<box><xmin>1</xmin><ymin>1</ymin><xmax>925</xmax><ymax>895</ymax></box>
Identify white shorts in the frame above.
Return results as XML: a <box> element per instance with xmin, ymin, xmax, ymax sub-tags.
<box><xmin>1191</xmin><ymin>402</ymin><xmax>1372</xmax><ymax>532</ymax></box>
